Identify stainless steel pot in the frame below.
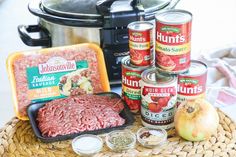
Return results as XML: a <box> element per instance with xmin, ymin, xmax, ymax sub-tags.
<box><xmin>39</xmin><ymin>19</ymin><xmax>101</xmax><ymax>46</ymax></box>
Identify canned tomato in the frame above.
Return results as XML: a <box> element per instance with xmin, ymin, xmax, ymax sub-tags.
<box><xmin>177</xmin><ymin>60</ymin><xmax>207</xmax><ymax>107</ymax></box>
<box><xmin>128</xmin><ymin>21</ymin><xmax>154</xmax><ymax>66</ymax></box>
<box><xmin>140</xmin><ymin>68</ymin><xmax>177</xmax><ymax>130</ymax></box>
<box><xmin>155</xmin><ymin>9</ymin><xmax>192</xmax><ymax>74</ymax></box>
<box><xmin>122</xmin><ymin>56</ymin><xmax>150</xmax><ymax>113</ymax></box>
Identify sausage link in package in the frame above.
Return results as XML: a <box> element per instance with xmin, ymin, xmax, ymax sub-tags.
<box><xmin>6</xmin><ymin>43</ymin><xmax>110</xmax><ymax>120</ymax></box>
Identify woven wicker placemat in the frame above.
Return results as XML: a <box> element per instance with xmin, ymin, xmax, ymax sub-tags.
<box><xmin>0</xmin><ymin>109</ymin><xmax>236</xmax><ymax>157</ymax></box>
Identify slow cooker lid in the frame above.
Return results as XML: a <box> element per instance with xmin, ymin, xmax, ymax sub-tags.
<box><xmin>41</xmin><ymin>0</ymin><xmax>102</xmax><ymax>19</ymax></box>
<box><xmin>141</xmin><ymin>0</ymin><xmax>171</xmax><ymax>14</ymax></box>
<box><xmin>41</xmin><ymin>0</ymin><xmax>172</xmax><ymax>19</ymax></box>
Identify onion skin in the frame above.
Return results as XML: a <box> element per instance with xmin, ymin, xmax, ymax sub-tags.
<box><xmin>174</xmin><ymin>99</ymin><xmax>219</xmax><ymax>141</ymax></box>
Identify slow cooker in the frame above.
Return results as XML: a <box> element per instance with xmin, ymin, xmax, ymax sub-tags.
<box><xmin>18</xmin><ymin>0</ymin><xmax>180</xmax><ymax>85</ymax></box>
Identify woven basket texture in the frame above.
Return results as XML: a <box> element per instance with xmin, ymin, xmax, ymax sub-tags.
<box><xmin>0</xmin><ymin>109</ymin><xmax>236</xmax><ymax>157</ymax></box>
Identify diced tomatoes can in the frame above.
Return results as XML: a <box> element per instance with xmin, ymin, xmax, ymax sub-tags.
<box><xmin>128</xmin><ymin>21</ymin><xmax>154</xmax><ymax>66</ymax></box>
<box><xmin>140</xmin><ymin>68</ymin><xmax>177</xmax><ymax>130</ymax></box>
<box><xmin>155</xmin><ymin>9</ymin><xmax>192</xmax><ymax>74</ymax></box>
<box><xmin>122</xmin><ymin>56</ymin><xmax>150</xmax><ymax>113</ymax></box>
<box><xmin>177</xmin><ymin>60</ymin><xmax>207</xmax><ymax>107</ymax></box>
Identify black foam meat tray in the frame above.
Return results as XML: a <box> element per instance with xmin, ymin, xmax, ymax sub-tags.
<box><xmin>27</xmin><ymin>92</ymin><xmax>135</xmax><ymax>143</ymax></box>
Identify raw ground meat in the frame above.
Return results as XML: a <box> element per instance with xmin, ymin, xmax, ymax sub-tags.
<box><xmin>37</xmin><ymin>95</ymin><xmax>125</xmax><ymax>137</ymax></box>
<box><xmin>13</xmin><ymin>46</ymin><xmax>103</xmax><ymax>117</ymax></box>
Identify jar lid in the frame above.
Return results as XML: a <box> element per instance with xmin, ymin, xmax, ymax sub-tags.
<box><xmin>141</xmin><ymin>68</ymin><xmax>177</xmax><ymax>85</ymax></box>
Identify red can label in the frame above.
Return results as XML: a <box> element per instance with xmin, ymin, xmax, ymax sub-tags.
<box><xmin>122</xmin><ymin>66</ymin><xmax>144</xmax><ymax>113</ymax></box>
<box><xmin>140</xmin><ymin>82</ymin><xmax>177</xmax><ymax>130</ymax></box>
<box><xmin>155</xmin><ymin>21</ymin><xmax>191</xmax><ymax>73</ymax></box>
<box><xmin>129</xmin><ymin>28</ymin><xmax>153</xmax><ymax>66</ymax></box>
<box><xmin>177</xmin><ymin>74</ymin><xmax>207</xmax><ymax>107</ymax></box>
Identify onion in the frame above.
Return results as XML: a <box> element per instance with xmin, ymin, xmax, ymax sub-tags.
<box><xmin>174</xmin><ymin>98</ymin><xmax>219</xmax><ymax>141</ymax></box>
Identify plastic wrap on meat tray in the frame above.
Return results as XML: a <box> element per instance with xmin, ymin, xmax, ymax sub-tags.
<box><xmin>27</xmin><ymin>92</ymin><xmax>135</xmax><ymax>142</ymax></box>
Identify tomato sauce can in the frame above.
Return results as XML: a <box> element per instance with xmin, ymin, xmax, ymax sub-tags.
<box><xmin>122</xmin><ymin>56</ymin><xmax>150</xmax><ymax>113</ymax></box>
<box><xmin>140</xmin><ymin>68</ymin><xmax>177</xmax><ymax>130</ymax></box>
<box><xmin>155</xmin><ymin>9</ymin><xmax>192</xmax><ymax>74</ymax></box>
<box><xmin>177</xmin><ymin>60</ymin><xmax>207</xmax><ymax>107</ymax></box>
<box><xmin>128</xmin><ymin>21</ymin><xmax>154</xmax><ymax>66</ymax></box>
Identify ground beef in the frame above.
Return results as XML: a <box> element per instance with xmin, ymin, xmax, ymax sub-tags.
<box><xmin>37</xmin><ymin>95</ymin><xmax>125</xmax><ymax>137</ymax></box>
<box><xmin>13</xmin><ymin>45</ymin><xmax>104</xmax><ymax>117</ymax></box>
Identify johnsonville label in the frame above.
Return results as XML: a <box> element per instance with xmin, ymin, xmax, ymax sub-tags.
<box><xmin>155</xmin><ymin>21</ymin><xmax>191</xmax><ymax>73</ymax></box>
<box><xmin>26</xmin><ymin>57</ymin><xmax>90</xmax><ymax>102</ymax></box>
<box><xmin>38</xmin><ymin>58</ymin><xmax>76</xmax><ymax>74</ymax></box>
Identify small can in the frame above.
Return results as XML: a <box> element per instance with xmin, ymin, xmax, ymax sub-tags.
<box><xmin>177</xmin><ymin>60</ymin><xmax>207</xmax><ymax>107</ymax></box>
<box><xmin>155</xmin><ymin>9</ymin><xmax>192</xmax><ymax>74</ymax></box>
<box><xmin>122</xmin><ymin>56</ymin><xmax>150</xmax><ymax>113</ymax></box>
<box><xmin>128</xmin><ymin>21</ymin><xmax>154</xmax><ymax>66</ymax></box>
<box><xmin>140</xmin><ymin>68</ymin><xmax>177</xmax><ymax>130</ymax></box>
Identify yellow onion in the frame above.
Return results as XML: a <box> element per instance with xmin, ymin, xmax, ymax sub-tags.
<box><xmin>174</xmin><ymin>98</ymin><xmax>219</xmax><ymax>141</ymax></box>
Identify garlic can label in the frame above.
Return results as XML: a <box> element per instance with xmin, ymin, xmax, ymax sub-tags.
<box><xmin>140</xmin><ymin>82</ymin><xmax>177</xmax><ymax>129</ymax></box>
<box><xmin>155</xmin><ymin>21</ymin><xmax>192</xmax><ymax>73</ymax></box>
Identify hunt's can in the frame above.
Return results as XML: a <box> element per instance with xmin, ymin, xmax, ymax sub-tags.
<box><xmin>122</xmin><ymin>56</ymin><xmax>150</xmax><ymax>113</ymax></box>
<box><xmin>155</xmin><ymin>9</ymin><xmax>192</xmax><ymax>74</ymax></box>
<box><xmin>177</xmin><ymin>60</ymin><xmax>207</xmax><ymax>107</ymax></box>
<box><xmin>128</xmin><ymin>21</ymin><xmax>154</xmax><ymax>66</ymax></box>
<box><xmin>140</xmin><ymin>68</ymin><xmax>177</xmax><ymax>130</ymax></box>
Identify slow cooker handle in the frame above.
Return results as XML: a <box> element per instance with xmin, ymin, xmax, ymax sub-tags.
<box><xmin>18</xmin><ymin>25</ymin><xmax>51</xmax><ymax>47</ymax></box>
<box><xmin>166</xmin><ymin>0</ymin><xmax>181</xmax><ymax>9</ymax></box>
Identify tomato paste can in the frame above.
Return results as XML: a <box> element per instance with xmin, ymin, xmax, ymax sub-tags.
<box><xmin>128</xmin><ymin>21</ymin><xmax>154</xmax><ymax>66</ymax></box>
<box><xmin>155</xmin><ymin>9</ymin><xmax>192</xmax><ymax>74</ymax></box>
<box><xmin>140</xmin><ymin>68</ymin><xmax>177</xmax><ymax>130</ymax></box>
<box><xmin>177</xmin><ymin>60</ymin><xmax>207</xmax><ymax>107</ymax></box>
<box><xmin>122</xmin><ymin>56</ymin><xmax>150</xmax><ymax>113</ymax></box>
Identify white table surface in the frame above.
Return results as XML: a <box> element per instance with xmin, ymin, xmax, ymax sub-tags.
<box><xmin>1</xmin><ymin>0</ymin><xmax>236</xmax><ymax>127</ymax></box>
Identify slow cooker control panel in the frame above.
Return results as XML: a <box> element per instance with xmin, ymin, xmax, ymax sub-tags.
<box><xmin>99</xmin><ymin>0</ymin><xmax>144</xmax><ymax>85</ymax></box>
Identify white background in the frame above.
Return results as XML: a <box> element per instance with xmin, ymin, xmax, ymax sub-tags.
<box><xmin>1</xmin><ymin>0</ymin><xmax>236</xmax><ymax>127</ymax></box>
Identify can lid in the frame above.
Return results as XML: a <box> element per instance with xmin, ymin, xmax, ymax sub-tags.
<box><xmin>122</xmin><ymin>56</ymin><xmax>150</xmax><ymax>71</ymax></box>
<box><xmin>141</xmin><ymin>68</ymin><xmax>176</xmax><ymax>85</ymax></box>
<box><xmin>128</xmin><ymin>21</ymin><xmax>154</xmax><ymax>31</ymax></box>
<box><xmin>156</xmin><ymin>9</ymin><xmax>192</xmax><ymax>24</ymax></box>
<box><xmin>180</xmin><ymin>60</ymin><xmax>207</xmax><ymax>76</ymax></box>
